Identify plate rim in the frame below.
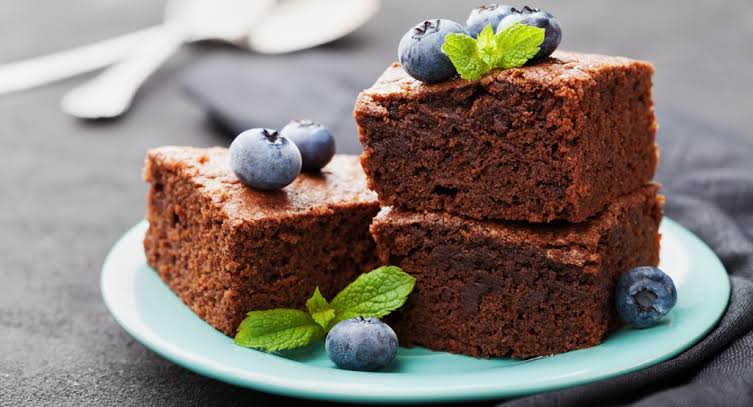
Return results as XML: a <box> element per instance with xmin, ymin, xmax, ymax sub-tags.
<box><xmin>101</xmin><ymin>218</ymin><xmax>730</xmax><ymax>404</ymax></box>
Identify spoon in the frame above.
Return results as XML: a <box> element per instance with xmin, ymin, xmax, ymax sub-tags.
<box><xmin>247</xmin><ymin>0</ymin><xmax>381</xmax><ymax>54</ymax></box>
<box><xmin>61</xmin><ymin>0</ymin><xmax>381</xmax><ymax>120</ymax></box>
<box><xmin>61</xmin><ymin>0</ymin><xmax>275</xmax><ymax>119</ymax></box>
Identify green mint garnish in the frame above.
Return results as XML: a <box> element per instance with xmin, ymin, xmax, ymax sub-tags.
<box><xmin>441</xmin><ymin>33</ymin><xmax>489</xmax><ymax>82</ymax></box>
<box><xmin>441</xmin><ymin>23</ymin><xmax>545</xmax><ymax>81</ymax></box>
<box><xmin>234</xmin><ymin>309</ymin><xmax>324</xmax><ymax>352</ymax></box>
<box><xmin>305</xmin><ymin>287</ymin><xmax>336</xmax><ymax>330</ymax></box>
<box><xmin>330</xmin><ymin>266</ymin><xmax>416</xmax><ymax>323</ymax></box>
<box><xmin>234</xmin><ymin>266</ymin><xmax>415</xmax><ymax>352</ymax></box>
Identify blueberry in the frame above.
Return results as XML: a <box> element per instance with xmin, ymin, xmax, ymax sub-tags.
<box><xmin>496</xmin><ymin>6</ymin><xmax>562</xmax><ymax>60</ymax></box>
<box><xmin>398</xmin><ymin>19</ymin><xmax>466</xmax><ymax>83</ymax></box>
<box><xmin>279</xmin><ymin>120</ymin><xmax>335</xmax><ymax>172</ymax></box>
<box><xmin>466</xmin><ymin>4</ymin><xmax>515</xmax><ymax>38</ymax></box>
<box><xmin>615</xmin><ymin>266</ymin><xmax>677</xmax><ymax>328</ymax></box>
<box><xmin>325</xmin><ymin>317</ymin><xmax>398</xmax><ymax>371</ymax></box>
<box><xmin>229</xmin><ymin>128</ymin><xmax>301</xmax><ymax>190</ymax></box>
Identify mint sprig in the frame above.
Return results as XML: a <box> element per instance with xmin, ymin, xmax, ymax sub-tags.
<box><xmin>235</xmin><ymin>266</ymin><xmax>415</xmax><ymax>352</ymax></box>
<box><xmin>441</xmin><ymin>23</ymin><xmax>545</xmax><ymax>81</ymax></box>
<box><xmin>234</xmin><ymin>309</ymin><xmax>324</xmax><ymax>352</ymax></box>
<box><xmin>305</xmin><ymin>287</ymin><xmax>336</xmax><ymax>330</ymax></box>
<box><xmin>330</xmin><ymin>266</ymin><xmax>415</xmax><ymax>322</ymax></box>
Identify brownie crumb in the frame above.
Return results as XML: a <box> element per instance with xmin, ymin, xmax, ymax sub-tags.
<box><xmin>356</xmin><ymin>51</ymin><xmax>658</xmax><ymax>223</ymax></box>
<box><xmin>143</xmin><ymin>147</ymin><xmax>380</xmax><ymax>335</ymax></box>
<box><xmin>372</xmin><ymin>184</ymin><xmax>663</xmax><ymax>358</ymax></box>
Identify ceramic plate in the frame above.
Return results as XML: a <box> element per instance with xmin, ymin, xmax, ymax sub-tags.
<box><xmin>101</xmin><ymin>218</ymin><xmax>729</xmax><ymax>404</ymax></box>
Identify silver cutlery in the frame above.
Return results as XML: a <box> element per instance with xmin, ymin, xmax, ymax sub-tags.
<box><xmin>0</xmin><ymin>26</ymin><xmax>159</xmax><ymax>95</ymax></box>
<box><xmin>60</xmin><ymin>0</ymin><xmax>276</xmax><ymax>119</ymax></box>
<box><xmin>0</xmin><ymin>0</ymin><xmax>381</xmax><ymax>118</ymax></box>
<box><xmin>61</xmin><ymin>0</ymin><xmax>380</xmax><ymax>119</ymax></box>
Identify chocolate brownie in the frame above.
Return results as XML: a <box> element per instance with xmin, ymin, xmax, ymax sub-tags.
<box><xmin>371</xmin><ymin>184</ymin><xmax>663</xmax><ymax>358</ymax></box>
<box><xmin>356</xmin><ymin>51</ymin><xmax>658</xmax><ymax>223</ymax></box>
<box><xmin>143</xmin><ymin>147</ymin><xmax>380</xmax><ymax>336</ymax></box>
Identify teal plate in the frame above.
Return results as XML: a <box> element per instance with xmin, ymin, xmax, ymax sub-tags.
<box><xmin>101</xmin><ymin>219</ymin><xmax>729</xmax><ymax>404</ymax></box>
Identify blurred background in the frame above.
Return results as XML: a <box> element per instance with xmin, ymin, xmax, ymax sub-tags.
<box><xmin>2</xmin><ymin>0</ymin><xmax>752</xmax><ymax>136</ymax></box>
<box><xmin>1</xmin><ymin>0</ymin><xmax>752</xmax><ymax>405</ymax></box>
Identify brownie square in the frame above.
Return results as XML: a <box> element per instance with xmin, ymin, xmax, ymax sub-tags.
<box><xmin>143</xmin><ymin>147</ymin><xmax>380</xmax><ymax>336</ymax></box>
<box><xmin>356</xmin><ymin>51</ymin><xmax>658</xmax><ymax>223</ymax></box>
<box><xmin>371</xmin><ymin>184</ymin><xmax>663</xmax><ymax>358</ymax></box>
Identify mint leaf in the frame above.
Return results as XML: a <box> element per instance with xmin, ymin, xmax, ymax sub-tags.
<box><xmin>234</xmin><ymin>309</ymin><xmax>324</xmax><ymax>352</ymax></box>
<box><xmin>311</xmin><ymin>308</ymin><xmax>335</xmax><ymax>330</ymax></box>
<box><xmin>441</xmin><ymin>22</ymin><xmax>545</xmax><ymax>80</ymax></box>
<box><xmin>494</xmin><ymin>23</ymin><xmax>545</xmax><ymax>69</ymax></box>
<box><xmin>330</xmin><ymin>266</ymin><xmax>416</xmax><ymax>322</ymax></box>
<box><xmin>441</xmin><ymin>32</ymin><xmax>489</xmax><ymax>81</ymax></box>
<box><xmin>305</xmin><ymin>287</ymin><xmax>335</xmax><ymax>329</ymax></box>
<box><xmin>235</xmin><ymin>266</ymin><xmax>416</xmax><ymax>353</ymax></box>
<box><xmin>475</xmin><ymin>24</ymin><xmax>502</xmax><ymax>67</ymax></box>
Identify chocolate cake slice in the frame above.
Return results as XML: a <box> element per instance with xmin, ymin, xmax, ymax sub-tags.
<box><xmin>356</xmin><ymin>51</ymin><xmax>658</xmax><ymax>223</ymax></box>
<box><xmin>371</xmin><ymin>184</ymin><xmax>663</xmax><ymax>358</ymax></box>
<box><xmin>143</xmin><ymin>147</ymin><xmax>380</xmax><ymax>336</ymax></box>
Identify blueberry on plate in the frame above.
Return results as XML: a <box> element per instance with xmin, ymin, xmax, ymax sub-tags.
<box><xmin>615</xmin><ymin>266</ymin><xmax>677</xmax><ymax>328</ymax></box>
<box><xmin>398</xmin><ymin>19</ymin><xmax>466</xmax><ymax>83</ymax></box>
<box><xmin>496</xmin><ymin>6</ymin><xmax>562</xmax><ymax>60</ymax></box>
<box><xmin>325</xmin><ymin>317</ymin><xmax>399</xmax><ymax>371</ymax></box>
<box><xmin>465</xmin><ymin>4</ymin><xmax>515</xmax><ymax>38</ymax></box>
<box><xmin>229</xmin><ymin>128</ymin><xmax>302</xmax><ymax>191</ymax></box>
<box><xmin>279</xmin><ymin>120</ymin><xmax>335</xmax><ymax>172</ymax></box>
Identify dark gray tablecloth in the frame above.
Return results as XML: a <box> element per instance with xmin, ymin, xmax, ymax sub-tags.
<box><xmin>2</xmin><ymin>1</ymin><xmax>753</xmax><ymax>406</ymax></box>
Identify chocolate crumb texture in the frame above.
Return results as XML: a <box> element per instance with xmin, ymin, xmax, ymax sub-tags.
<box><xmin>355</xmin><ymin>51</ymin><xmax>658</xmax><ymax>223</ymax></box>
<box><xmin>143</xmin><ymin>147</ymin><xmax>380</xmax><ymax>335</ymax></box>
<box><xmin>373</xmin><ymin>184</ymin><xmax>664</xmax><ymax>358</ymax></box>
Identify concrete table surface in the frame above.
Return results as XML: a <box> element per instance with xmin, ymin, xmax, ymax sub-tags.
<box><xmin>1</xmin><ymin>1</ymin><xmax>751</xmax><ymax>405</ymax></box>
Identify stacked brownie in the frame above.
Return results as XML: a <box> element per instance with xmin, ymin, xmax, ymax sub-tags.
<box><xmin>355</xmin><ymin>51</ymin><xmax>663</xmax><ymax>358</ymax></box>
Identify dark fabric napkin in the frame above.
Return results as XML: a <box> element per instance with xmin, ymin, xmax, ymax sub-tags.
<box><xmin>181</xmin><ymin>55</ymin><xmax>753</xmax><ymax>406</ymax></box>
<box><xmin>181</xmin><ymin>52</ymin><xmax>375</xmax><ymax>155</ymax></box>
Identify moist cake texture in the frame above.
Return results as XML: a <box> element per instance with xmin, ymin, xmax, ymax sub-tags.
<box><xmin>143</xmin><ymin>147</ymin><xmax>380</xmax><ymax>336</ymax></box>
<box><xmin>371</xmin><ymin>184</ymin><xmax>663</xmax><ymax>358</ymax></box>
<box><xmin>356</xmin><ymin>51</ymin><xmax>658</xmax><ymax>223</ymax></box>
